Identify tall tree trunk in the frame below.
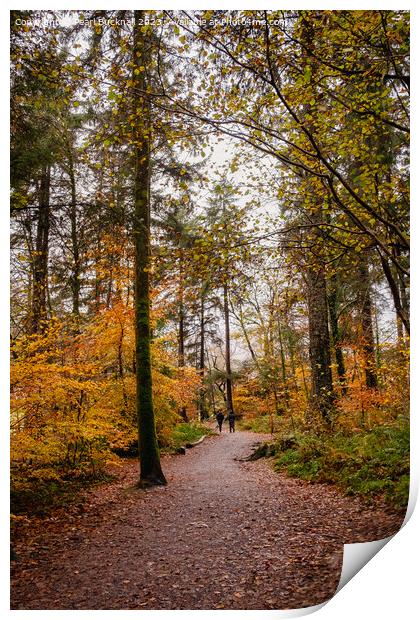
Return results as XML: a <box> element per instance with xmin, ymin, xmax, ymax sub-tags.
<box><xmin>299</xmin><ymin>16</ymin><xmax>334</xmax><ymax>422</ymax></box>
<box><xmin>177</xmin><ymin>304</ymin><xmax>188</xmax><ymax>422</ymax></box>
<box><xmin>68</xmin><ymin>145</ymin><xmax>81</xmax><ymax>322</ymax></box>
<box><xmin>306</xmin><ymin>266</ymin><xmax>335</xmax><ymax>421</ymax></box>
<box><xmin>357</xmin><ymin>256</ymin><xmax>377</xmax><ymax>389</ymax></box>
<box><xmin>276</xmin><ymin>314</ymin><xmax>290</xmax><ymax>408</ymax></box>
<box><xmin>396</xmin><ymin>313</ymin><xmax>404</xmax><ymax>349</ymax></box>
<box><xmin>93</xmin><ymin>168</ymin><xmax>104</xmax><ymax>313</ymax></box>
<box><xmin>198</xmin><ymin>291</ymin><xmax>207</xmax><ymax>420</ymax></box>
<box><xmin>206</xmin><ymin>349</ymin><xmax>217</xmax><ymax>416</ymax></box>
<box><xmin>234</xmin><ymin>304</ymin><xmax>260</xmax><ymax>368</ymax></box>
<box><xmin>223</xmin><ymin>282</ymin><xmax>234</xmax><ymax>417</ymax></box>
<box><xmin>133</xmin><ymin>11</ymin><xmax>166</xmax><ymax>486</ymax></box>
<box><xmin>327</xmin><ymin>274</ymin><xmax>347</xmax><ymax>393</ymax></box>
<box><xmin>397</xmin><ymin>268</ymin><xmax>409</xmax><ymax>340</ymax></box>
<box><xmin>378</xmin><ymin>252</ymin><xmax>410</xmax><ymax>334</ymax></box>
<box><xmin>178</xmin><ymin>315</ymin><xmax>188</xmax><ymax>422</ymax></box>
<box><xmin>177</xmin><ymin>255</ymin><xmax>188</xmax><ymax>422</ymax></box>
<box><xmin>31</xmin><ymin>165</ymin><xmax>50</xmax><ymax>334</ymax></box>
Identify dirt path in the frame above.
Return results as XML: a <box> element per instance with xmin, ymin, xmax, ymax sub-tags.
<box><xmin>11</xmin><ymin>431</ymin><xmax>403</xmax><ymax>610</ymax></box>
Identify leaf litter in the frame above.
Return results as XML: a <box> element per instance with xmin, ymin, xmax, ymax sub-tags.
<box><xmin>11</xmin><ymin>431</ymin><xmax>404</xmax><ymax>610</ymax></box>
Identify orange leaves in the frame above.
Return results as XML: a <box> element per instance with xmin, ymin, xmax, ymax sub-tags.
<box><xmin>168</xmin><ymin>365</ymin><xmax>202</xmax><ymax>410</ymax></box>
<box><xmin>11</xmin><ymin>290</ymin><xmax>203</xmax><ymax>484</ymax></box>
<box><xmin>151</xmin><ymin>338</ymin><xmax>202</xmax><ymax>443</ymax></box>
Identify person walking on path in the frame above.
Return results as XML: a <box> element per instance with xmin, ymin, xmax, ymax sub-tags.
<box><xmin>216</xmin><ymin>410</ymin><xmax>225</xmax><ymax>433</ymax></box>
<box><xmin>228</xmin><ymin>411</ymin><xmax>235</xmax><ymax>433</ymax></box>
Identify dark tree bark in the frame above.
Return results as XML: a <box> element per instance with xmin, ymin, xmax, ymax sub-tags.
<box><xmin>67</xmin><ymin>145</ymin><xmax>81</xmax><ymax>322</ymax></box>
<box><xmin>177</xmin><ymin>309</ymin><xmax>188</xmax><ymax>422</ymax></box>
<box><xmin>327</xmin><ymin>274</ymin><xmax>347</xmax><ymax>393</ymax></box>
<box><xmin>396</xmin><ymin>265</ymin><xmax>409</xmax><ymax>340</ymax></box>
<box><xmin>30</xmin><ymin>165</ymin><xmax>51</xmax><ymax>334</ymax></box>
<box><xmin>177</xmin><ymin>253</ymin><xmax>188</xmax><ymax>422</ymax></box>
<box><xmin>198</xmin><ymin>291</ymin><xmax>207</xmax><ymax>420</ymax></box>
<box><xmin>223</xmin><ymin>282</ymin><xmax>234</xmax><ymax>417</ymax></box>
<box><xmin>298</xmin><ymin>16</ymin><xmax>334</xmax><ymax>422</ymax></box>
<box><xmin>306</xmin><ymin>267</ymin><xmax>335</xmax><ymax>421</ymax></box>
<box><xmin>177</xmin><ymin>304</ymin><xmax>188</xmax><ymax>422</ymax></box>
<box><xmin>378</xmin><ymin>252</ymin><xmax>409</xmax><ymax>335</ymax></box>
<box><xmin>357</xmin><ymin>256</ymin><xmax>378</xmax><ymax>389</ymax></box>
<box><xmin>277</xmin><ymin>318</ymin><xmax>288</xmax><ymax>390</ymax></box>
<box><xmin>133</xmin><ymin>11</ymin><xmax>166</xmax><ymax>487</ymax></box>
<box><xmin>206</xmin><ymin>349</ymin><xmax>217</xmax><ymax>416</ymax></box>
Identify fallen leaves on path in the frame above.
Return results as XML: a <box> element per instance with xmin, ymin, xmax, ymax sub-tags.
<box><xmin>11</xmin><ymin>431</ymin><xmax>404</xmax><ymax>610</ymax></box>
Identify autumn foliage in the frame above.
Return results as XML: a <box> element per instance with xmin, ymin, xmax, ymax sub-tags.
<box><xmin>10</xmin><ymin>9</ymin><xmax>409</xmax><ymax>510</ymax></box>
<box><xmin>11</xmin><ymin>302</ymin><xmax>202</xmax><ymax>498</ymax></box>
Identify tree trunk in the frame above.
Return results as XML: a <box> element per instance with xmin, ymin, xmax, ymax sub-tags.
<box><xmin>133</xmin><ymin>11</ymin><xmax>166</xmax><ymax>486</ymax></box>
<box><xmin>306</xmin><ymin>267</ymin><xmax>335</xmax><ymax>421</ymax></box>
<box><xmin>223</xmin><ymin>282</ymin><xmax>234</xmax><ymax>416</ymax></box>
<box><xmin>327</xmin><ymin>274</ymin><xmax>347</xmax><ymax>393</ymax></box>
<box><xmin>397</xmin><ymin>268</ymin><xmax>409</xmax><ymax>340</ymax></box>
<box><xmin>236</xmin><ymin>306</ymin><xmax>259</xmax><ymax>366</ymax></box>
<box><xmin>378</xmin><ymin>252</ymin><xmax>409</xmax><ymax>334</ymax></box>
<box><xmin>177</xmin><ymin>306</ymin><xmax>188</xmax><ymax>422</ymax></box>
<box><xmin>357</xmin><ymin>256</ymin><xmax>377</xmax><ymax>389</ymax></box>
<box><xmin>277</xmin><ymin>315</ymin><xmax>290</xmax><ymax>405</ymax></box>
<box><xmin>198</xmin><ymin>291</ymin><xmax>207</xmax><ymax>420</ymax></box>
<box><xmin>298</xmin><ymin>17</ymin><xmax>334</xmax><ymax>421</ymax></box>
<box><xmin>206</xmin><ymin>349</ymin><xmax>217</xmax><ymax>416</ymax></box>
<box><xmin>31</xmin><ymin>165</ymin><xmax>50</xmax><ymax>334</ymax></box>
<box><xmin>68</xmin><ymin>145</ymin><xmax>81</xmax><ymax>322</ymax></box>
<box><xmin>177</xmin><ymin>260</ymin><xmax>188</xmax><ymax>422</ymax></box>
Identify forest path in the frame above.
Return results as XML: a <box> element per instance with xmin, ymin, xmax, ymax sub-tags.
<box><xmin>11</xmin><ymin>430</ymin><xmax>402</xmax><ymax>610</ymax></box>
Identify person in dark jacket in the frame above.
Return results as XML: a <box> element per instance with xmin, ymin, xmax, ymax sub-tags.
<box><xmin>216</xmin><ymin>410</ymin><xmax>225</xmax><ymax>433</ymax></box>
<box><xmin>228</xmin><ymin>411</ymin><xmax>235</xmax><ymax>433</ymax></box>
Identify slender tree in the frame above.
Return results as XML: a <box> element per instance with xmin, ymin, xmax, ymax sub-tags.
<box><xmin>357</xmin><ymin>255</ymin><xmax>378</xmax><ymax>389</ymax></box>
<box><xmin>327</xmin><ymin>273</ymin><xmax>347</xmax><ymax>394</ymax></box>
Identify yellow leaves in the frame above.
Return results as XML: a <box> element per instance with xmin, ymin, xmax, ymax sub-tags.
<box><xmin>10</xmin><ymin>288</ymin><xmax>202</xmax><ymax>481</ymax></box>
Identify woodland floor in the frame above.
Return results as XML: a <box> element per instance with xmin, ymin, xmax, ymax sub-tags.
<box><xmin>10</xmin><ymin>430</ymin><xmax>404</xmax><ymax>610</ymax></box>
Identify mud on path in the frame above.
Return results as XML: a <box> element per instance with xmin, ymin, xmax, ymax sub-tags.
<box><xmin>11</xmin><ymin>430</ymin><xmax>403</xmax><ymax>610</ymax></box>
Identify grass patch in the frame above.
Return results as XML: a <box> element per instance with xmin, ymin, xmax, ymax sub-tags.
<box><xmin>273</xmin><ymin>418</ymin><xmax>409</xmax><ymax>510</ymax></box>
<box><xmin>164</xmin><ymin>421</ymin><xmax>210</xmax><ymax>452</ymax></box>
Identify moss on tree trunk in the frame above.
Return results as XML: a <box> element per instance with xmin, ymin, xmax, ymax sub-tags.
<box><xmin>133</xmin><ymin>10</ymin><xmax>166</xmax><ymax>487</ymax></box>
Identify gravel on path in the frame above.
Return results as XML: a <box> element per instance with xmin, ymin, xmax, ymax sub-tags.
<box><xmin>11</xmin><ymin>430</ymin><xmax>403</xmax><ymax>610</ymax></box>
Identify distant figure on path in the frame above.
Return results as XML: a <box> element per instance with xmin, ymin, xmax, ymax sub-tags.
<box><xmin>216</xmin><ymin>410</ymin><xmax>225</xmax><ymax>433</ymax></box>
<box><xmin>228</xmin><ymin>412</ymin><xmax>235</xmax><ymax>433</ymax></box>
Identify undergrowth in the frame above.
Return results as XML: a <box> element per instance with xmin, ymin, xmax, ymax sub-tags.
<box><xmin>272</xmin><ymin>417</ymin><xmax>409</xmax><ymax>509</ymax></box>
<box><xmin>240</xmin><ymin>414</ymin><xmax>279</xmax><ymax>434</ymax></box>
<box><xmin>10</xmin><ymin>470</ymin><xmax>114</xmax><ymax>517</ymax></box>
<box><xmin>164</xmin><ymin>421</ymin><xmax>210</xmax><ymax>452</ymax></box>
<box><xmin>11</xmin><ymin>421</ymin><xmax>210</xmax><ymax>517</ymax></box>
